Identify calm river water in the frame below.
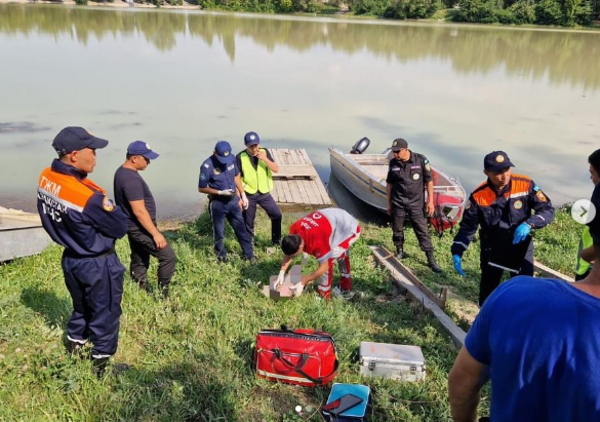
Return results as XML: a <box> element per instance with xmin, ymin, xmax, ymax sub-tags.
<box><xmin>1</xmin><ymin>4</ymin><xmax>599</xmax><ymax>219</ymax></box>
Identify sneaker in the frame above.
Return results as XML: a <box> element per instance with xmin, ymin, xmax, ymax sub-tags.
<box><xmin>332</xmin><ymin>287</ymin><xmax>355</xmax><ymax>300</ymax></box>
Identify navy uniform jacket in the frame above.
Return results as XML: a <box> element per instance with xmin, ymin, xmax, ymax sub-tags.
<box><xmin>451</xmin><ymin>174</ymin><xmax>555</xmax><ymax>256</ymax></box>
<box><xmin>198</xmin><ymin>155</ymin><xmax>239</xmax><ymax>199</ymax></box>
<box><xmin>386</xmin><ymin>151</ymin><xmax>433</xmax><ymax>208</ymax></box>
<box><xmin>37</xmin><ymin>159</ymin><xmax>127</xmax><ymax>257</ymax></box>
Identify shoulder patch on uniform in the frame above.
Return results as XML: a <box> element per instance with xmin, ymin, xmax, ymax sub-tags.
<box><xmin>423</xmin><ymin>158</ymin><xmax>429</xmax><ymax>164</ymax></box>
<box><xmin>425</xmin><ymin>163</ymin><xmax>431</xmax><ymax>172</ymax></box>
<box><xmin>536</xmin><ymin>190</ymin><xmax>547</xmax><ymax>202</ymax></box>
<box><xmin>200</xmin><ymin>173</ymin><xmax>207</xmax><ymax>181</ymax></box>
<box><xmin>533</xmin><ymin>185</ymin><xmax>540</xmax><ymax>192</ymax></box>
<box><xmin>514</xmin><ymin>200</ymin><xmax>523</xmax><ymax>210</ymax></box>
<box><xmin>203</xmin><ymin>163</ymin><xmax>209</xmax><ymax>169</ymax></box>
<box><xmin>102</xmin><ymin>196</ymin><xmax>115</xmax><ymax>212</ymax></box>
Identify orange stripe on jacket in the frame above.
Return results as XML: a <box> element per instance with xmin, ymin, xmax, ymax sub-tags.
<box><xmin>38</xmin><ymin>168</ymin><xmax>104</xmax><ymax>208</ymax></box>
<box><xmin>472</xmin><ymin>174</ymin><xmax>532</xmax><ymax>207</ymax></box>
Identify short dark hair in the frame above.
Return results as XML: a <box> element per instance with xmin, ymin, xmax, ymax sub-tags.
<box><xmin>589</xmin><ymin>149</ymin><xmax>600</xmax><ymax>174</ymax></box>
<box><xmin>281</xmin><ymin>235</ymin><xmax>302</xmax><ymax>256</ymax></box>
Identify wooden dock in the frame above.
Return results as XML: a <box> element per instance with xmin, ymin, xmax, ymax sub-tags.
<box><xmin>270</xmin><ymin>148</ymin><xmax>331</xmax><ymax>207</ymax></box>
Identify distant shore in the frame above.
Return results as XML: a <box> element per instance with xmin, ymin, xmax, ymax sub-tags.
<box><xmin>0</xmin><ymin>0</ymin><xmax>199</xmax><ymax>9</ymax></box>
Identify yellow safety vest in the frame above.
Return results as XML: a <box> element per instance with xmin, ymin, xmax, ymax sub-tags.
<box><xmin>575</xmin><ymin>226</ymin><xmax>593</xmax><ymax>276</ymax></box>
<box><xmin>240</xmin><ymin>150</ymin><xmax>273</xmax><ymax>195</ymax></box>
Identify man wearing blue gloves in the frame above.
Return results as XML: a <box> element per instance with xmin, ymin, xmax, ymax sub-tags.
<box><xmin>451</xmin><ymin>151</ymin><xmax>555</xmax><ymax>305</ymax></box>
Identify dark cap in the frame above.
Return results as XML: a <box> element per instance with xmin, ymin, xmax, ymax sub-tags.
<box><xmin>484</xmin><ymin>151</ymin><xmax>515</xmax><ymax>172</ymax></box>
<box><xmin>391</xmin><ymin>138</ymin><xmax>408</xmax><ymax>152</ymax></box>
<box><xmin>244</xmin><ymin>131</ymin><xmax>260</xmax><ymax>146</ymax></box>
<box><xmin>52</xmin><ymin>126</ymin><xmax>108</xmax><ymax>155</ymax></box>
<box><xmin>127</xmin><ymin>140</ymin><xmax>159</xmax><ymax>160</ymax></box>
<box><xmin>589</xmin><ymin>184</ymin><xmax>600</xmax><ymax>242</ymax></box>
<box><xmin>214</xmin><ymin>140</ymin><xmax>234</xmax><ymax>164</ymax></box>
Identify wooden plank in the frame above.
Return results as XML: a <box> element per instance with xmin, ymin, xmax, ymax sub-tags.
<box><xmin>292</xmin><ymin>149</ymin><xmax>305</xmax><ymax>165</ymax></box>
<box><xmin>296</xmin><ymin>179</ymin><xmax>311</xmax><ymax>205</ymax></box>
<box><xmin>298</xmin><ymin>149</ymin><xmax>313</xmax><ymax>165</ymax></box>
<box><xmin>370</xmin><ymin>245</ymin><xmax>466</xmax><ymax>349</ymax></box>
<box><xmin>314</xmin><ymin>176</ymin><xmax>332</xmax><ymax>204</ymax></box>
<box><xmin>290</xmin><ymin>149</ymin><xmax>302</xmax><ymax>165</ymax></box>
<box><xmin>279</xmin><ymin>149</ymin><xmax>292</xmax><ymax>166</ymax></box>
<box><xmin>280</xmin><ymin>180</ymin><xmax>294</xmax><ymax>204</ymax></box>
<box><xmin>288</xmin><ymin>180</ymin><xmax>304</xmax><ymax>204</ymax></box>
<box><xmin>273</xmin><ymin>165</ymin><xmax>317</xmax><ymax>180</ymax></box>
<box><xmin>271</xmin><ymin>148</ymin><xmax>283</xmax><ymax>166</ymax></box>
<box><xmin>534</xmin><ymin>261</ymin><xmax>574</xmax><ymax>282</ymax></box>
<box><xmin>271</xmin><ymin>180</ymin><xmax>281</xmax><ymax>202</ymax></box>
<box><xmin>303</xmin><ymin>180</ymin><xmax>322</xmax><ymax>205</ymax></box>
<box><xmin>397</xmin><ymin>261</ymin><xmax>447</xmax><ymax>308</ymax></box>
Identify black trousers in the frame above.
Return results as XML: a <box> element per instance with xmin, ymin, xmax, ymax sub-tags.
<box><xmin>479</xmin><ymin>241</ymin><xmax>534</xmax><ymax>305</ymax></box>
<box><xmin>127</xmin><ymin>226</ymin><xmax>177</xmax><ymax>287</ymax></box>
<box><xmin>391</xmin><ymin>205</ymin><xmax>433</xmax><ymax>253</ymax></box>
<box><xmin>243</xmin><ymin>192</ymin><xmax>282</xmax><ymax>244</ymax></box>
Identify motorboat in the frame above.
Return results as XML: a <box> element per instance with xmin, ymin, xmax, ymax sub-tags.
<box><xmin>329</xmin><ymin>137</ymin><xmax>467</xmax><ymax>234</ymax></box>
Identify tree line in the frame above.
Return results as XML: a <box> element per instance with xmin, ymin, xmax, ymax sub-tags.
<box><xmin>142</xmin><ymin>0</ymin><xmax>600</xmax><ymax>26</ymax></box>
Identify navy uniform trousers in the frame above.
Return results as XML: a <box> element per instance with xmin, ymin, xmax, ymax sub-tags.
<box><xmin>243</xmin><ymin>192</ymin><xmax>282</xmax><ymax>244</ymax></box>
<box><xmin>209</xmin><ymin>196</ymin><xmax>254</xmax><ymax>259</ymax></box>
<box><xmin>391</xmin><ymin>205</ymin><xmax>434</xmax><ymax>252</ymax></box>
<box><xmin>62</xmin><ymin>250</ymin><xmax>125</xmax><ymax>358</ymax></box>
<box><xmin>479</xmin><ymin>241</ymin><xmax>534</xmax><ymax>305</ymax></box>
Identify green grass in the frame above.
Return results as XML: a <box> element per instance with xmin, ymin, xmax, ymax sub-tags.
<box><xmin>0</xmin><ymin>207</ymin><xmax>580</xmax><ymax>421</ymax></box>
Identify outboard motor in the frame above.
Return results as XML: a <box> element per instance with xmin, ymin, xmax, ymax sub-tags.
<box><xmin>350</xmin><ymin>137</ymin><xmax>370</xmax><ymax>154</ymax></box>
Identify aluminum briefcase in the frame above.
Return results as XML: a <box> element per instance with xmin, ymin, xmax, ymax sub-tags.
<box><xmin>359</xmin><ymin>342</ymin><xmax>426</xmax><ymax>381</ymax></box>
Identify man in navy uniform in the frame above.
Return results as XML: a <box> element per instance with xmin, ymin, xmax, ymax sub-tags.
<box><xmin>236</xmin><ymin>131</ymin><xmax>282</xmax><ymax>246</ymax></box>
<box><xmin>386</xmin><ymin>137</ymin><xmax>442</xmax><ymax>273</ymax></box>
<box><xmin>198</xmin><ymin>140</ymin><xmax>256</xmax><ymax>263</ymax></box>
<box><xmin>36</xmin><ymin>126</ymin><xmax>128</xmax><ymax>376</ymax></box>
<box><xmin>451</xmin><ymin>151</ymin><xmax>555</xmax><ymax>305</ymax></box>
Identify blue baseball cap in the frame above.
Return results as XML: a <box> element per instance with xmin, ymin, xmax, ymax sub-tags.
<box><xmin>52</xmin><ymin>126</ymin><xmax>108</xmax><ymax>155</ymax></box>
<box><xmin>214</xmin><ymin>140</ymin><xmax>234</xmax><ymax>164</ymax></box>
<box><xmin>484</xmin><ymin>151</ymin><xmax>515</xmax><ymax>173</ymax></box>
<box><xmin>244</xmin><ymin>131</ymin><xmax>260</xmax><ymax>146</ymax></box>
<box><xmin>127</xmin><ymin>140</ymin><xmax>159</xmax><ymax>160</ymax></box>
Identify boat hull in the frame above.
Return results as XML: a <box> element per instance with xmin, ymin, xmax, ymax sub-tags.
<box><xmin>329</xmin><ymin>147</ymin><xmax>466</xmax><ymax>232</ymax></box>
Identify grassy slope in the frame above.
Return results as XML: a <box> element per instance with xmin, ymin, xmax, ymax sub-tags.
<box><xmin>0</xmin><ymin>207</ymin><xmax>580</xmax><ymax>421</ymax></box>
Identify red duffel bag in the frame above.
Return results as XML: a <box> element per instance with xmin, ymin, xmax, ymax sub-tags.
<box><xmin>254</xmin><ymin>326</ymin><xmax>339</xmax><ymax>387</ymax></box>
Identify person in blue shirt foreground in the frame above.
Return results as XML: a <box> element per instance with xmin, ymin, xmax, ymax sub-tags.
<box><xmin>448</xmin><ymin>183</ymin><xmax>600</xmax><ymax>422</ymax></box>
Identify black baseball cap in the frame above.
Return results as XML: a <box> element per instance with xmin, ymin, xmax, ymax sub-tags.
<box><xmin>391</xmin><ymin>138</ymin><xmax>408</xmax><ymax>152</ymax></box>
<box><xmin>52</xmin><ymin>127</ymin><xmax>108</xmax><ymax>155</ymax></box>
<box><xmin>484</xmin><ymin>151</ymin><xmax>515</xmax><ymax>172</ymax></box>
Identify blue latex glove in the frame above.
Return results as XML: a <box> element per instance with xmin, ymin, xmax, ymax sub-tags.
<box><xmin>453</xmin><ymin>254</ymin><xmax>465</xmax><ymax>277</ymax></box>
<box><xmin>513</xmin><ymin>223</ymin><xmax>532</xmax><ymax>244</ymax></box>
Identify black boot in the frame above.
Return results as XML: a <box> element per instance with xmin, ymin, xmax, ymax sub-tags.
<box><xmin>426</xmin><ymin>251</ymin><xmax>442</xmax><ymax>273</ymax></box>
<box><xmin>395</xmin><ymin>247</ymin><xmax>404</xmax><ymax>260</ymax></box>
<box><xmin>159</xmin><ymin>282</ymin><xmax>169</xmax><ymax>300</ymax></box>
<box><xmin>66</xmin><ymin>339</ymin><xmax>86</xmax><ymax>356</ymax></box>
<box><xmin>92</xmin><ymin>357</ymin><xmax>110</xmax><ymax>378</ymax></box>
